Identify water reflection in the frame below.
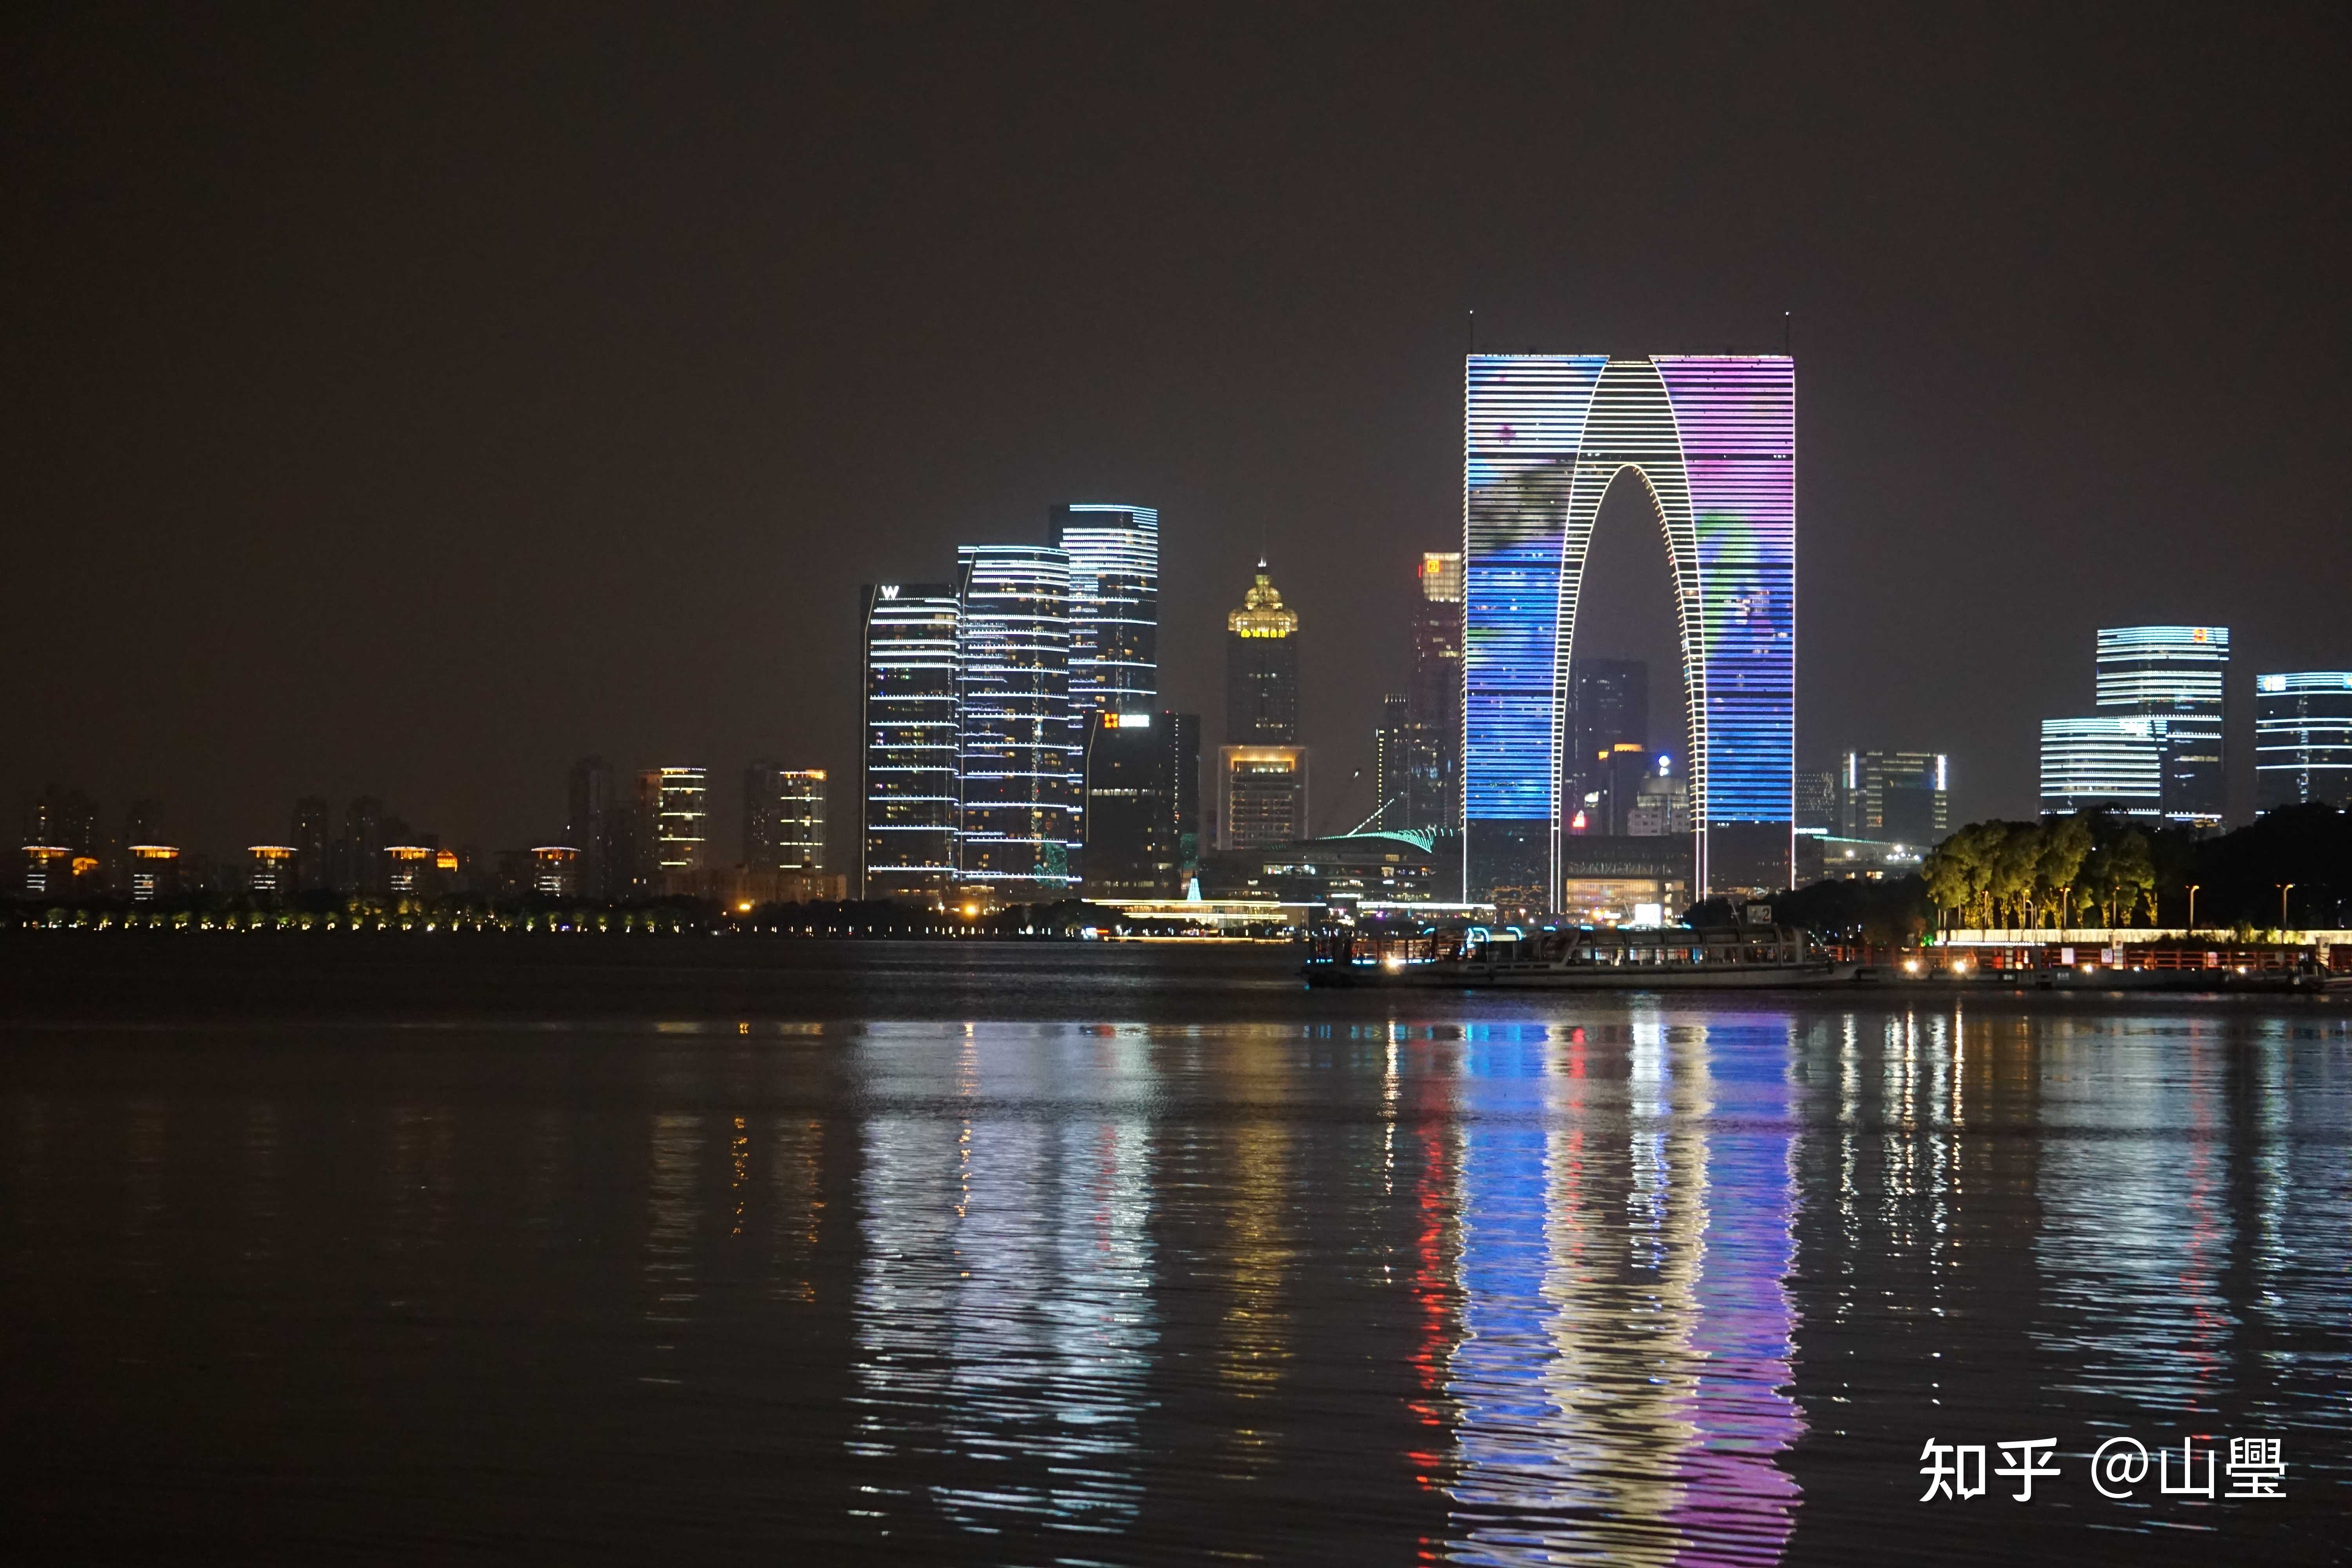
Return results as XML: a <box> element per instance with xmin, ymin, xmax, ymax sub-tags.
<box><xmin>1444</xmin><ymin>1013</ymin><xmax>1802</xmax><ymax>1564</ymax></box>
<box><xmin>4</xmin><ymin>995</ymin><xmax>2349</xmax><ymax>1564</ymax></box>
<box><xmin>848</xmin><ymin>1023</ymin><xmax>1158</xmax><ymax>1542</ymax></box>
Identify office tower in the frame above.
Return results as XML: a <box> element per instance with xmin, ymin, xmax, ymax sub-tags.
<box><xmin>1225</xmin><ymin>561</ymin><xmax>1300</xmax><ymax>744</ymax></box>
<box><xmin>292</xmin><ymin>796</ymin><xmax>332</xmax><ymax>891</ymax></box>
<box><xmin>127</xmin><ymin>843</ymin><xmax>180</xmax><ymax>902</ymax></box>
<box><xmin>860</xmin><ymin>580</ymin><xmax>961</xmax><ymax>902</ymax></box>
<box><xmin>565</xmin><ymin>756</ymin><xmax>615</xmax><ymax>898</ymax></box>
<box><xmin>746</xmin><ymin>763</ymin><xmax>827</xmax><ymax>872</ymax></box>
<box><xmin>1627</xmin><ymin>758</ymin><xmax>1691</xmax><ymax>838</ymax></box>
<box><xmin>1052</xmin><ymin>503</ymin><xmax>1159</xmax><ymax>719</ymax></box>
<box><xmin>1566</xmin><ymin>657</ymin><xmax>1650</xmax><ymax>826</ymax></box>
<box><xmin>530</xmin><ymin>845</ymin><xmax>582</xmax><ymax>898</ymax></box>
<box><xmin>1168</xmin><ymin>711</ymin><xmax>1202</xmax><ymax>869</ymax></box>
<box><xmin>384</xmin><ymin>844</ymin><xmax>434</xmax><ymax>895</ymax></box>
<box><xmin>2095</xmin><ymin>625</ymin><xmax>2227</xmax><ymax>826</ymax></box>
<box><xmin>1406</xmin><ymin>551</ymin><xmax>1464</xmax><ymax>831</ymax></box>
<box><xmin>956</xmin><ymin>543</ymin><xmax>1076</xmax><ymax>898</ymax></box>
<box><xmin>1219</xmin><ymin>746</ymin><xmax>1308</xmax><ymax>849</ymax></box>
<box><xmin>247</xmin><ymin>845</ymin><xmax>297</xmax><ymax>897</ymax></box>
<box><xmin>20</xmin><ymin>845</ymin><xmax>74</xmax><ymax>896</ymax></box>
<box><xmin>1795</xmin><ymin>769</ymin><xmax>1836</xmax><ymax>835</ymax></box>
<box><xmin>1374</xmin><ymin>692</ymin><xmax>1413</xmax><ymax>830</ymax></box>
<box><xmin>339</xmin><ymin>795</ymin><xmax>387</xmax><ymax>893</ymax></box>
<box><xmin>1835</xmin><ymin>750</ymin><xmax>1950</xmax><ymax>844</ymax></box>
<box><xmin>1081</xmin><ymin>711</ymin><xmax>1181</xmax><ymax>898</ymax></box>
<box><xmin>2256</xmin><ymin>671</ymin><xmax>2352</xmax><ymax>811</ymax></box>
<box><xmin>2040</xmin><ymin>717</ymin><xmax>2167</xmax><ymax>818</ymax></box>
<box><xmin>643</xmin><ymin>766</ymin><xmax>707</xmax><ymax>891</ymax></box>
<box><xmin>1463</xmin><ymin>354</ymin><xmax>1795</xmax><ymax>902</ymax></box>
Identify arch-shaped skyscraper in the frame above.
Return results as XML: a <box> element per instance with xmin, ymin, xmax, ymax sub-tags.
<box><xmin>1463</xmin><ymin>354</ymin><xmax>1794</xmax><ymax>904</ymax></box>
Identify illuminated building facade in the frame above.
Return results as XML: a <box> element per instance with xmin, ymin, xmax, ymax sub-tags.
<box><xmin>642</xmin><ymin>766</ymin><xmax>708</xmax><ymax>889</ymax></box>
<box><xmin>1834</xmin><ymin>750</ymin><xmax>1949</xmax><ymax>844</ymax></box>
<box><xmin>955</xmin><ymin>544</ymin><xmax>1077</xmax><ymax>898</ymax></box>
<box><xmin>564</xmin><ymin>757</ymin><xmax>615</xmax><ymax>898</ymax></box>
<box><xmin>1402</xmin><ymin>551</ymin><xmax>1464</xmax><ymax>832</ymax></box>
<box><xmin>745</xmin><ymin>762</ymin><xmax>826</xmax><ymax>872</ymax></box>
<box><xmin>1219</xmin><ymin>745</ymin><xmax>1308</xmax><ymax>850</ymax></box>
<box><xmin>2256</xmin><ymin>671</ymin><xmax>2352</xmax><ymax>811</ymax></box>
<box><xmin>128</xmin><ymin>844</ymin><xmax>180</xmax><ymax>902</ymax></box>
<box><xmin>385</xmin><ymin>843</ymin><xmax>434</xmax><ymax>895</ymax></box>
<box><xmin>1463</xmin><ymin>355</ymin><xmax>1795</xmax><ymax>903</ymax></box>
<box><xmin>245</xmin><ymin>844</ymin><xmax>296</xmax><ymax>896</ymax></box>
<box><xmin>1225</xmin><ymin>562</ymin><xmax>1299</xmax><ymax>745</ymax></box>
<box><xmin>2095</xmin><ymin>624</ymin><xmax>2227</xmax><ymax>826</ymax></box>
<box><xmin>1051</xmin><ymin>504</ymin><xmax>1158</xmax><ymax>719</ymax></box>
<box><xmin>860</xmin><ymin>580</ymin><xmax>961</xmax><ymax>901</ymax></box>
<box><xmin>2039</xmin><ymin>717</ymin><xmax>2167</xmax><ymax>818</ymax></box>
<box><xmin>530</xmin><ymin>844</ymin><xmax>581</xmax><ymax>897</ymax></box>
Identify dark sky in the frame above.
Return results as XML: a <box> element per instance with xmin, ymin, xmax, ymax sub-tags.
<box><xmin>6</xmin><ymin>5</ymin><xmax>2348</xmax><ymax>860</ymax></box>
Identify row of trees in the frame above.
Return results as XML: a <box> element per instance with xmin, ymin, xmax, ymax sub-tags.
<box><xmin>1918</xmin><ymin>815</ymin><xmax>2154</xmax><ymax>931</ymax></box>
<box><xmin>1917</xmin><ymin>804</ymin><xmax>2352</xmax><ymax>932</ymax></box>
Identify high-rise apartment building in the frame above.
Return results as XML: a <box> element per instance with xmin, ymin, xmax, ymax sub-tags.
<box><xmin>2040</xmin><ymin>717</ymin><xmax>2167</xmax><ymax>818</ymax></box>
<box><xmin>1463</xmin><ymin>355</ymin><xmax>1795</xmax><ymax>902</ymax></box>
<box><xmin>292</xmin><ymin>796</ymin><xmax>332</xmax><ymax>891</ymax></box>
<box><xmin>1082</xmin><ymin>711</ymin><xmax>1185</xmax><ymax>898</ymax></box>
<box><xmin>23</xmin><ymin>785</ymin><xmax>99</xmax><ymax>860</ymax></box>
<box><xmin>2256</xmin><ymin>671</ymin><xmax>2352</xmax><ymax>812</ymax></box>
<box><xmin>565</xmin><ymin>756</ymin><xmax>616</xmax><ymax>898</ymax></box>
<box><xmin>745</xmin><ymin>761</ymin><xmax>826</xmax><ymax>871</ymax></box>
<box><xmin>1835</xmin><ymin>750</ymin><xmax>1950</xmax><ymax>844</ymax></box>
<box><xmin>339</xmin><ymin>796</ymin><xmax>387</xmax><ymax>893</ymax></box>
<box><xmin>1225</xmin><ymin>562</ymin><xmax>1300</xmax><ymax>745</ymax></box>
<box><xmin>860</xmin><ymin>581</ymin><xmax>961</xmax><ymax>902</ymax></box>
<box><xmin>2094</xmin><ymin>624</ymin><xmax>2227</xmax><ymax>826</ymax></box>
<box><xmin>648</xmin><ymin>767</ymin><xmax>708</xmax><ymax>890</ymax></box>
<box><xmin>1219</xmin><ymin>746</ymin><xmax>1308</xmax><ymax>850</ymax></box>
<box><xmin>955</xmin><ymin>544</ymin><xmax>1076</xmax><ymax>898</ymax></box>
<box><xmin>1051</xmin><ymin>504</ymin><xmax>1158</xmax><ymax>720</ymax></box>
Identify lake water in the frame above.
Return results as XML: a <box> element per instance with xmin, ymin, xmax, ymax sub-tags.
<box><xmin>2</xmin><ymin>940</ymin><xmax>2347</xmax><ymax>1563</ymax></box>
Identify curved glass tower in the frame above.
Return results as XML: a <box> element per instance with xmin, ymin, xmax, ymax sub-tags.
<box><xmin>1462</xmin><ymin>354</ymin><xmax>1795</xmax><ymax>903</ymax></box>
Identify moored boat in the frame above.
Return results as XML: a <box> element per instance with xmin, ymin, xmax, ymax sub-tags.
<box><xmin>1304</xmin><ymin>913</ymin><xmax>1853</xmax><ymax>989</ymax></box>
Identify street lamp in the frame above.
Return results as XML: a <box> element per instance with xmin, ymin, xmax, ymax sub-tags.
<box><xmin>2281</xmin><ymin>883</ymin><xmax>2296</xmax><ymax>931</ymax></box>
<box><xmin>2185</xmin><ymin>883</ymin><xmax>2200</xmax><ymax>931</ymax></box>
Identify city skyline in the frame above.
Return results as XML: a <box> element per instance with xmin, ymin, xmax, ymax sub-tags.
<box><xmin>5</xmin><ymin>11</ymin><xmax>2348</xmax><ymax>860</ymax></box>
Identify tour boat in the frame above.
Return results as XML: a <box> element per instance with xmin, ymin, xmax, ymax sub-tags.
<box><xmin>1303</xmin><ymin>916</ymin><xmax>1855</xmax><ymax>989</ymax></box>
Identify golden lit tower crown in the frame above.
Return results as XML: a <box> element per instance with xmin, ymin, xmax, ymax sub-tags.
<box><xmin>1227</xmin><ymin>560</ymin><xmax>1298</xmax><ymax>639</ymax></box>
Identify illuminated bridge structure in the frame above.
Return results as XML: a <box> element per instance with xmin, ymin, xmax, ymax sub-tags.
<box><xmin>1463</xmin><ymin>354</ymin><xmax>1795</xmax><ymax>903</ymax></box>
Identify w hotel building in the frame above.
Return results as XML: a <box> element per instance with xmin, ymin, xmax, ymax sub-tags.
<box><xmin>1461</xmin><ymin>354</ymin><xmax>1795</xmax><ymax>904</ymax></box>
<box><xmin>860</xmin><ymin>504</ymin><xmax>1164</xmax><ymax>904</ymax></box>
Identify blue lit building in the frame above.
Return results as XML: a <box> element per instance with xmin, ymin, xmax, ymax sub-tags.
<box><xmin>1462</xmin><ymin>355</ymin><xmax>1795</xmax><ymax>903</ymax></box>
<box><xmin>2256</xmin><ymin>671</ymin><xmax>2352</xmax><ymax>812</ymax></box>
<box><xmin>2039</xmin><ymin>716</ymin><xmax>2167</xmax><ymax>818</ymax></box>
<box><xmin>2095</xmin><ymin>624</ymin><xmax>2227</xmax><ymax>826</ymax></box>
<box><xmin>860</xmin><ymin>581</ymin><xmax>962</xmax><ymax>900</ymax></box>
<box><xmin>956</xmin><ymin>544</ymin><xmax>1078</xmax><ymax>897</ymax></box>
<box><xmin>1051</xmin><ymin>504</ymin><xmax>1158</xmax><ymax>719</ymax></box>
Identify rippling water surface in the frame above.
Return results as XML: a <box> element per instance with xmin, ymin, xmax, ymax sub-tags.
<box><xmin>2</xmin><ymin>941</ymin><xmax>2347</xmax><ymax>1563</ymax></box>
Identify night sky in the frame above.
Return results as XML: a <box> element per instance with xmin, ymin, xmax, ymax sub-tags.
<box><xmin>6</xmin><ymin>6</ymin><xmax>2348</xmax><ymax>862</ymax></box>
